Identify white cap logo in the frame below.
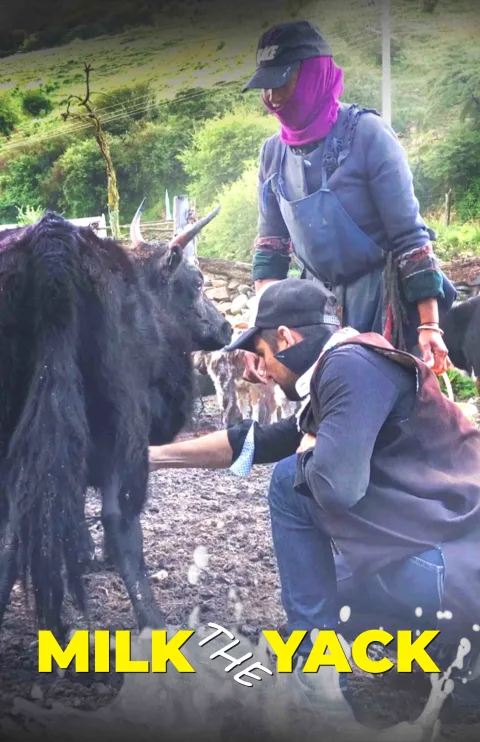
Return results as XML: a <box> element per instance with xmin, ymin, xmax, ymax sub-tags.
<box><xmin>257</xmin><ymin>45</ymin><xmax>280</xmax><ymax>63</ymax></box>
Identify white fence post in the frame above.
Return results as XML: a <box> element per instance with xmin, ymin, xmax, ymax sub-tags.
<box><xmin>173</xmin><ymin>195</ymin><xmax>197</xmax><ymax>262</ymax></box>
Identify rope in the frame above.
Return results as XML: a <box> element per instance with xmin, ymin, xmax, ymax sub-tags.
<box><xmin>383</xmin><ymin>251</ymin><xmax>408</xmax><ymax>352</ymax></box>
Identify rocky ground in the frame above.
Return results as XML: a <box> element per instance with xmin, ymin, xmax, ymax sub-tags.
<box><xmin>0</xmin><ymin>396</ymin><xmax>480</xmax><ymax>741</ymax></box>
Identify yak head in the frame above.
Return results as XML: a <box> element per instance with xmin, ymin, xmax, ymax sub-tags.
<box><xmin>130</xmin><ymin>200</ymin><xmax>232</xmax><ymax>352</ymax></box>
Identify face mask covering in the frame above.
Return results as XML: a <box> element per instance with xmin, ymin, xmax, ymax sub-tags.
<box><xmin>264</xmin><ymin>56</ymin><xmax>344</xmax><ymax>146</ymax></box>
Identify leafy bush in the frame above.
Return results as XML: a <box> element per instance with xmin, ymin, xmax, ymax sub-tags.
<box><xmin>438</xmin><ymin>367</ymin><xmax>478</xmax><ymax>401</ymax></box>
<box><xmin>16</xmin><ymin>205</ymin><xmax>44</xmax><ymax>225</ymax></box>
<box><xmin>43</xmin><ymin>137</ymin><xmax>112</xmax><ymax>218</ymax></box>
<box><xmin>157</xmin><ymin>84</ymin><xmax>246</xmax><ymax>127</ymax></box>
<box><xmin>0</xmin><ymin>91</ymin><xmax>21</xmax><ymax>137</ymax></box>
<box><xmin>199</xmin><ymin>161</ymin><xmax>259</xmax><ymax>261</ymax></box>
<box><xmin>408</xmin><ymin>122</ymin><xmax>480</xmax><ymax>212</ymax></box>
<box><xmin>0</xmin><ymin>139</ymin><xmax>67</xmax><ymax>221</ymax></box>
<box><xmin>21</xmin><ymin>88</ymin><xmax>53</xmax><ymax>117</ymax></box>
<box><xmin>179</xmin><ymin>110</ymin><xmax>278</xmax><ymax>208</ymax></box>
<box><xmin>97</xmin><ymin>83</ymin><xmax>158</xmax><ymax>136</ymax></box>
<box><xmin>426</xmin><ymin>219</ymin><xmax>480</xmax><ymax>261</ymax></box>
<box><xmin>114</xmin><ymin>121</ymin><xmax>190</xmax><ymax>219</ymax></box>
<box><xmin>455</xmin><ymin>179</ymin><xmax>480</xmax><ymax>222</ymax></box>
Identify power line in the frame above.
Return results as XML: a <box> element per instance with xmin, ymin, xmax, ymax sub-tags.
<box><xmin>0</xmin><ymin>13</ymin><xmax>386</xmax><ymax>154</ymax></box>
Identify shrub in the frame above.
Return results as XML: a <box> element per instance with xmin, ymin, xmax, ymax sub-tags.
<box><xmin>199</xmin><ymin>161</ymin><xmax>259</xmax><ymax>261</ymax></box>
<box><xmin>0</xmin><ymin>91</ymin><xmax>21</xmax><ymax>137</ymax></box>
<box><xmin>178</xmin><ymin>110</ymin><xmax>278</xmax><ymax>208</ymax></box>
<box><xmin>21</xmin><ymin>88</ymin><xmax>53</xmax><ymax>117</ymax></box>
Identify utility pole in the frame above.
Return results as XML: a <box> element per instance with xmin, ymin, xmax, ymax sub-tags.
<box><xmin>381</xmin><ymin>0</ymin><xmax>392</xmax><ymax>127</ymax></box>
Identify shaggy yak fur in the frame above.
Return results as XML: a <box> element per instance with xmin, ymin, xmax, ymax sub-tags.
<box><xmin>0</xmin><ymin>210</ymin><xmax>231</xmax><ymax>637</ymax></box>
<box><xmin>442</xmin><ymin>295</ymin><xmax>480</xmax><ymax>394</ymax></box>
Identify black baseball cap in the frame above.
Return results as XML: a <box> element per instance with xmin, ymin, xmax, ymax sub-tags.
<box><xmin>224</xmin><ymin>277</ymin><xmax>340</xmax><ymax>353</ymax></box>
<box><xmin>243</xmin><ymin>20</ymin><xmax>332</xmax><ymax>92</ymax></box>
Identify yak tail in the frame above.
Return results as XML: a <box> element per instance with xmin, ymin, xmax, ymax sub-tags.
<box><xmin>5</xmin><ymin>213</ymin><xmax>89</xmax><ymax>631</ymax></box>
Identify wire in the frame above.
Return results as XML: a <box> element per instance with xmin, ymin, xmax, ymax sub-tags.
<box><xmin>0</xmin><ymin>87</ymin><xmax>219</xmax><ymax>152</ymax></box>
<box><xmin>0</xmin><ymin>11</ymin><xmax>385</xmax><ymax>153</ymax></box>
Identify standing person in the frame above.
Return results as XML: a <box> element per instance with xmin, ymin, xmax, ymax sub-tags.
<box><xmin>241</xmin><ymin>19</ymin><xmax>455</xmax><ymax>384</ymax></box>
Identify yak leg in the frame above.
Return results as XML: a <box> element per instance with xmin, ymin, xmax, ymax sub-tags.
<box><xmin>101</xmin><ymin>472</ymin><xmax>165</xmax><ymax>630</ymax></box>
<box><xmin>77</xmin><ymin>501</ymin><xmax>95</xmax><ymax>566</ymax></box>
<box><xmin>0</xmin><ymin>522</ymin><xmax>19</xmax><ymax>628</ymax></box>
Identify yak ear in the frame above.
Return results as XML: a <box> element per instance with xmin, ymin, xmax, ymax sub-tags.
<box><xmin>167</xmin><ymin>244</ymin><xmax>183</xmax><ymax>272</ymax></box>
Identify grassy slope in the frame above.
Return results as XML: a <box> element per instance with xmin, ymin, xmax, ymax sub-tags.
<box><xmin>1</xmin><ymin>0</ymin><xmax>479</xmax><ymax>156</ymax></box>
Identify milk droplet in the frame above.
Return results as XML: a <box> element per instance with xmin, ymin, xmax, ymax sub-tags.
<box><xmin>193</xmin><ymin>546</ymin><xmax>209</xmax><ymax>570</ymax></box>
<box><xmin>415</xmin><ymin>607</ymin><xmax>423</xmax><ymax>617</ymax></box>
<box><xmin>473</xmin><ymin>624</ymin><xmax>480</xmax><ymax>632</ymax></box>
<box><xmin>188</xmin><ymin>564</ymin><xmax>201</xmax><ymax>585</ymax></box>
<box><xmin>339</xmin><ymin>606</ymin><xmax>351</xmax><ymax>622</ymax></box>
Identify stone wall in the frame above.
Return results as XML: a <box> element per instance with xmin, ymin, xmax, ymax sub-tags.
<box><xmin>203</xmin><ymin>272</ymin><xmax>255</xmax><ymax>326</ymax></box>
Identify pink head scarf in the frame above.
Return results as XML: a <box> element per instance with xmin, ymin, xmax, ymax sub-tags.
<box><xmin>263</xmin><ymin>56</ymin><xmax>344</xmax><ymax>146</ymax></box>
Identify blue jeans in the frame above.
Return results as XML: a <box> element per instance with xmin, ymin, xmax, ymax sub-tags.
<box><xmin>268</xmin><ymin>455</ymin><xmax>445</xmax><ymax>658</ymax></box>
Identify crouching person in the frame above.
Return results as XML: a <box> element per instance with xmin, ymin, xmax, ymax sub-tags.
<box><xmin>149</xmin><ymin>277</ymin><xmax>480</xmax><ymax>706</ymax></box>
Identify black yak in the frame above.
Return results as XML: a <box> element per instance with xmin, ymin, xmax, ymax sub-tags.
<box><xmin>0</xmin><ymin>205</ymin><xmax>231</xmax><ymax>637</ymax></box>
<box><xmin>442</xmin><ymin>294</ymin><xmax>480</xmax><ymax>395</ymax></box>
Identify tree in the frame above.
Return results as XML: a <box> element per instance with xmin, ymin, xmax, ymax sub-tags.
<box><xmin>42</xmin><ymin>137</ymin><xmax>114</xmax><ymax>218</ymax></box>
<box><xmin>97</xmin><ymin>82</ymin><xmax>157</xmax><ymax>136</ymax></box>
<box><xmin>114</xmin><ymin>120</ymin><xmax>190</xmax><ymax>220</ymax></box>
<box><xmin>62</xmin><ymin>62</ymin><xmax>121</xmax><ymax>238</ymax></box>
<box><xmin>199</xmin><ymin>161</ymin><xmax>259</xmax><ymax>262</ymax></box>
<box><xmin>429</xmin><ymin>51</ymin><xmax>480</xmax><ymax>124</ymax></box>
<box><xmin>0</xmin><ymin>91</ymin><xmax>21</xmax><ymax>137</ymax></box>
<box><xmin>178</xmin><ymin>110</ymin><xmax>278</xmax><ymax>208</ymax></box>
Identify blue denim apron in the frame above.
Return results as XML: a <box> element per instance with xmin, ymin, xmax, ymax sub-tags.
<box><xmin>264</xmin><ymin>115</ymin><xmax>456</xmax><ymax>347</ymax></box>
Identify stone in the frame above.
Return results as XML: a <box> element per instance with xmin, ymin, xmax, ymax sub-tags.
<box><xmin>230</xmin><ymin>294</ymin><xmax>249</xmax><ymax>314</ymax></box>
<box><xmin>31</xmin><ymin>685</ymin><xmax>43</xmax><ymax>701</ymax></box>
<box><xmin>95</xmin><ymin>683</ymin><xmax>111</xmax><ymax>696</ymax></box>
<box><xmin>228</xmin><ymin>279</ymin><xmax>242</xmax><ymax>290</ymax></box>
<box><xmin>152</xmin><ymin>569</ymin><xmax>169</xmax><ymax>582</ymax></box>
<box><xmin>238</xmin><ymin>284</ymin><xmax>252</xmax><ymax>295</ymax></box>
<box><xmin>217</xmin><ymin>301</ymin><xmax>232</xmax><ymax>313</ymax></box>
<box><xmin>211</xmin><ymin>278</ymin><xmax>228</xmax><ymax>288</ymax></box>
<box><xmin>205</xmin><ymin>286</ymin><xmax>230</xmax><ymax>302</ymax></box>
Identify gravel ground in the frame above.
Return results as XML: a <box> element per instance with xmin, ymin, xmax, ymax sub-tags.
<box><xmin>0</xmin><ymin>397</ymin><xmax>480</xmax><ymax>740</ymax></box>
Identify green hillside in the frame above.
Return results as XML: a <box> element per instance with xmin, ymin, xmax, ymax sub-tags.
<box><xmin>0</xmin><ymin>0</ymin><xmax>479</xmax><ymax>257</ymax></box>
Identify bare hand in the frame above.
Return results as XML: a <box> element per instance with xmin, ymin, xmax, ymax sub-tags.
<box><xmin>418</xmin><ymin>329</ymin><xmax>451</xmax><ymax>375</ymax></box>
<box><xmin>296</xmin><ymin>433</ymin><xmax>316</xmax><ymax>454</ymax></box>
<box><xmin>242</xmin><ymin>351</ymin><xmax>267</xmax><ymax>385</ymax></box>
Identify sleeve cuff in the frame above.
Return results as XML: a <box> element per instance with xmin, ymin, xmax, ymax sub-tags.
<box><xmin>402</xmin><ymin>270</ymin><xmax>445</xmax><ymax>303</ymax></box>
<box><xmin>228</xmin><ymin>421</ymin><xmax>256</xmax><ymax>477</ymax></box>
<box><xmin>252</xmin><ymin>251</ymin><xmax>291</xmax><ymax>281</ymax></box>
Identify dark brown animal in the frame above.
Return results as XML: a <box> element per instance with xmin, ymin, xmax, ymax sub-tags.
<box><xmin>0</xmin><ymin>205</ymin><xmax>231</xmax><ymax>637</ymax></box>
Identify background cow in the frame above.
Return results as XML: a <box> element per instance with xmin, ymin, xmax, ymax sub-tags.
<box><xmin>0</xmin><ymin>207</ymin><xmax>231</xmax><ymax>637</ymax></box>
<box><xmin>193</xmin><ymin>349</ymin><xmax>301</xmax><ymax>427</ymax></box>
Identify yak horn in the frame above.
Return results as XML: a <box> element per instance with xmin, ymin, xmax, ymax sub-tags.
<box><xmin>168</xmin><ymin>205</ymin><xmax>221</xmax><ymax>251</ymax></box>
<box><xmin>130</xmin><ymin>197</ymin><xmax>147</xmax><ymax>247</ymax></box>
